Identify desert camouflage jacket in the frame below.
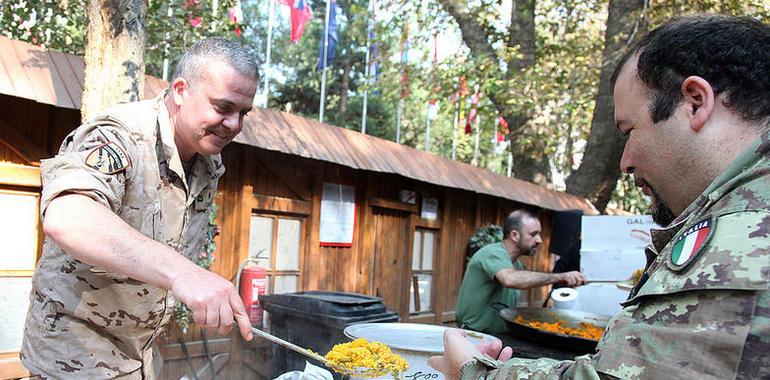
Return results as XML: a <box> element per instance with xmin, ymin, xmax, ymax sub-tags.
<box><xmin>21</xmin><ymin>95</ymin><xmax>224</xmax><ymax>379</ymax></box>
<box><xmin>474</xmin><ymin>130</ymin><xmax>770</xmax><ymax>380</ymax></box>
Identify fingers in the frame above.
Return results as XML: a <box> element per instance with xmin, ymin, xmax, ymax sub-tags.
<box><xmin>206</xmin><ymin>302</ymin><xmax>220</xmax><ymax>330</ymax></box>
<box><xmin>192</xmin><ymin>303</ymin><xmax>207</xmax><ymax>326</ymax></box>
<box><xmin>231</xmin><ymin>292</ymin><xmax>253</xmax><ymax>341</ymax></box>
<box><xmin>218</xmin><ymin>300</ymin><xmax>234</xmax><ymax>336</ymax></box>
<box><xmin>427</xmin><ymin>355</ymin><xmax>449</xmax><ymax>374</ymax></box>
<box><xmin>477</xmin><ymin>338</ymin><xmax>502</xmax><ymax>359</ymax></box>
<box><xmin>499</xmin><ymin>346</ymin><xmax>513</xmax><ymax>361</ymax></box>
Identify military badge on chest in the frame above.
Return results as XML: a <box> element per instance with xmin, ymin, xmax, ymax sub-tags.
<box><xmin>195</xmin><ymin>189</ymin><xmax>213</xmax><ymax>211</ymax></box>
<box><xmin>85</xmin><ymin>142</ymin><xmax>130</xmax><ymax>174</ymax></box>
<box><xmin>667</xmin><ymin>217</ymin><xmax>714</xmax><ymax>271</ymax></box>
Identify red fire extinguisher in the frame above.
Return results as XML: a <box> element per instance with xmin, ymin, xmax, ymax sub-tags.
<box><xmin>237</xmin><ymin>256</ymin><xmax>267</xmax><ymax>328</ymax></box>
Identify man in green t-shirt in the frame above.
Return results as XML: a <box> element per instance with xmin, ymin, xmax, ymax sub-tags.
<box><xmin>455</xmin><ymin>209</ymin><xmax>587</xmax><ymax>334</ymax></box>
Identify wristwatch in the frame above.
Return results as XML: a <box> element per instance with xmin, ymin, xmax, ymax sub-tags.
<box><xmin>459</xmin><ymin>355</ymin><xmax>503</xmax><ymax>380</ymax></box>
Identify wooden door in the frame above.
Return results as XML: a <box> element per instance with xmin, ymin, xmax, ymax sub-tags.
<box><xmin>371</xmin><ymin>207</ymin><xmax>411</xmax><ymax>318</ymax></box>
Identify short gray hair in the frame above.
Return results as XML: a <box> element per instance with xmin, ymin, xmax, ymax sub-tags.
<box><xmin>172</xmin><ymin>37</ymin><xmax>259</xmax><ymax>87</ymax></box>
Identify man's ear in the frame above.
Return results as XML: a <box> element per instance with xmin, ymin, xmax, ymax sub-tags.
<box><xmin>170</xmin><ymin>78</ymin><xmax>189</xmax><ymax>106</ymax></box>
<box><xmin>509</xmin><ymin>229</ymin><xmax>520</xmax><ymax>244</ymax></box>
<box><xmin>680</xmin><ymin>76</ymin><xmax>715</xmax><ymax>132</ymax></box>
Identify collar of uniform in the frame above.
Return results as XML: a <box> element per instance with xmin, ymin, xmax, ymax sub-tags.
<box><xmin>155</xmin><ymin>91</ymin><xmax>225</xmax><ymax>186</ymax></box>
<box><xmin>155</xmin><ymin>92</ymin><xmax>188</xmax><ymax>187</ymax></box>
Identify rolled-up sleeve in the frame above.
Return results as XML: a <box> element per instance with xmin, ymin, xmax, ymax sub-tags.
<box><xmin>487</xmin><ymin>354</ymin><xmax>609</xmax><ymax>380</ymax></box>
<box><xmin>40</xmin><ymin>124</ymin><xmax>137</xmax><ymax>218</ymax></box>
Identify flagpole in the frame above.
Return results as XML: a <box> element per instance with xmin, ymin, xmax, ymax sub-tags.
<box><xmin>161</xmin><ymin>6</ymin><xmax>173</xmax><ymax>81</ymax></box>
<box><xmin>472</xmin><ymin>115</ymin><xmax>481</xmax><ymax>166</ymax></box>
<box><xmin>261</xmin><ymin>0</ymin><xmax>275</xmax><ymax>107</ymax></box>
<box><xmin>361</xmin><ymin>0</ymin><xmax>374</xmax><ymax>134</ymax></box>
<box><xmin>396</xmin><ymin>99</ymin><xmax>403</xmax><ymax>144</ymax></box>
<box><xmin>424</xmin><ymin>106</ymin><xmax>431</xmax><ymax>151</ymax></box>
<box><xmin>451</xmin><ymin>84</ymin><xmax>459</xmax><ymax>160</ymax></box>
<box><xmin>319</xmin><ymin>0</ymin><xmax>332</xmax><ymax>123</ymax></box>
<box><xmin>507</xmin><ymin>152</ymin><xmax>513</xmax><ymax>177</ymax></box>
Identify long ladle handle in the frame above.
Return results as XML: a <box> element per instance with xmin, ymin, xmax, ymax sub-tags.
<box><xmin>250</xmin><ymin>326</ymin><xmax>331</xmax><ymax>366</ymax></box>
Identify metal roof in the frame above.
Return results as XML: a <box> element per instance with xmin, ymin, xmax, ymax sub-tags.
<box><xmin>0</xmin><ymin>36</ymin><xmax>597</xmax><ymax>214</ymax></box>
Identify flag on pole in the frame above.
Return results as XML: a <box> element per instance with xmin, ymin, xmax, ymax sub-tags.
<box><xmin>368</xmin><ymin>33</ymin><xmax>380</xmax><ymax>92</ymax></box>
<box><xmin>427</xmin><ymin>100</ymin><xmax>439</xmax><ymax>120</ymax></box>
<box><xmin>283</xmin><ymin>0</ymin><xmax>312</xmax><ymax>43</ymax></box>
<box><xmin>465</xmin><ymin>87</ymin><xmax>480</xmax><ymax>134</ymax></box>
<box><xmin>497</xmin><ymin>116</ymin><xmax>509</xmax><ymax>143</ymax></box>
<box><xmin>400</xmin><ymin>25</ymin><xmax>410</xmax><ymax>98</ymax></box>
<box><xmin>228</xmin><ymin>1</ymin><xmax>244</xmax><ymax>37</ymax></box>
<box><xmin>317</xmin><ymin>0</ymin><xmax>339</xmax><ymax>69</ymax></box>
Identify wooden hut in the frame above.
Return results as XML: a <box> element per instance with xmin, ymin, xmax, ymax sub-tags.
<box><xmin>0</xmin><ymin>37</ymin><xmax>596</xmax><ymax>378</ymax></box>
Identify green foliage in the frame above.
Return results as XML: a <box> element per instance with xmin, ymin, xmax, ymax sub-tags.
<box><xmin>146</xmin><ymin>0</ymin><xmax>245</xmax><ymax>79</ymax></box>
<box><xmin>175</xmin><ymin>203</ymin><xmax>220</xmax><ymax>334</ymax></box>
<box><xmin>4</xmin><ymin>0</ymin><xmax>770</xmax><ymax>215</ymax></box>
<box><xmin>467</xmin><ymin>224</ymin><xmax>504</xmax><ymax>260</ymax></box>
<box><xmin>0</xmin><ymin>1</ymin><xmax>244</xmax><ymax>80</ymax></box>
<box><xmin>0</xmin><ymin>0</ymin><xmax>87</xmax><ymax>55</ymax></box>
<box><xmin>607</xmin><ymin>173</ymin><xmax>650</xmax><ymax>215</ymax></box>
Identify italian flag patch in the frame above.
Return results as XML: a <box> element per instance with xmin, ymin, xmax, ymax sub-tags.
<box><xmin>668</xmin><ymin>218</ymin><xmax>713</xmax><ymax>270</ymax></box>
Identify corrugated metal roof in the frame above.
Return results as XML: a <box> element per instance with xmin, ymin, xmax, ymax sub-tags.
<box><xmin>235</xmin><ymin>109</ymin><xmax>597</xmax><ymax>213</ymax></box>
<box><xmin>0</xmin><ymin>36</ymin><xmax>597</xmax><ymax>214</ymax></box>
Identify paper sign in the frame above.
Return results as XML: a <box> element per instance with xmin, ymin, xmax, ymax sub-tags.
<box><xmin>319</xmin><ymin>183</ymin><xmax>356</xmax><ymax>246</ymax></box>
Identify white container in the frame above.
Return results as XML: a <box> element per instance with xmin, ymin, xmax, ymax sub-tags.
<box><xmin>344</xmin><ymin>323</ymin><xmax>498</xmax><ymax>380</ymax></box>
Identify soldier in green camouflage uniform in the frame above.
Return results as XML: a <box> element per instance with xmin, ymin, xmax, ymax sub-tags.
<box><xmin>429</xmin><ymin>15</ymin><xmax>770</xmax><ymax>380</ymax></box>
<box><xmin>21</xmin><ymin>39</ymin><xmax>259</xmax><ymax>378</ymax></box>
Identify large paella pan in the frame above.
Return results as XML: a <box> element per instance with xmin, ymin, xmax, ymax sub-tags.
<box><xmin>500</xmin><ymin>308</ymin><xmax>610</xmax><ymax>353</ymax></box>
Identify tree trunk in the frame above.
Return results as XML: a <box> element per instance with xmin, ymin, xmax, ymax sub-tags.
<box><xmin>565</xmin><ymin>0</ymin><xmax>648</xmax><ymax>212</ymax></box>
<box><xmin>440</xmin><ymin>0</ymin><xmax>549</xmax><ymax>184</ymax></box>
<box><xmin>339</xmin><ymin>62</ymin><xmax>351</xmax><ymax>115</ymax></box>
<box><xmin>82</xmin><ymin>0</ymin><xmax>147</xmax><ymax>121</ymax></box>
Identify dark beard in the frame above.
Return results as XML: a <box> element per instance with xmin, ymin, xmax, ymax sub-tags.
<box><xmin>651</xmin><ymin>190</ymin><xmax>677</xmax><ymax>226</ymax></box>
<box><xmin>519</xmin><ymin>243</ymin><xmax>538</xmax><ymax>256</ymax></box>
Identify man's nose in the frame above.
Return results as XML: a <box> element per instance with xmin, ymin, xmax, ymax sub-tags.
<box><xmin>223</xmin><ymin>113</ymin><xmax>240</xmax><ymax>130</ymax></box>
<box><xmin>620</xmin><ymin>143</ymin><xmax>634</xmax><ymax>174</ymax></box>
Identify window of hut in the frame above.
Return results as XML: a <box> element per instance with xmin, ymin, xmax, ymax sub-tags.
<box><xmin>248</xmin><ymin>213</ymin><xmax>305</xmax><ymax>294</ymax></box>
<box><xmin>0</xmin><ymin>189</ymin><xmax>40</xmax><ymax>352</ymax></box>
<box><xmin>410</xmin><ymin>228</ymin><xmax>436</xmax><ymax>314</ymax></box>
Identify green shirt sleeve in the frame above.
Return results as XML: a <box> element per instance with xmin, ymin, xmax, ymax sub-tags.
<box><xmin>478</xmin><ymin>244</ymin><xmax>514</xmax><ymax>280</ymax></box>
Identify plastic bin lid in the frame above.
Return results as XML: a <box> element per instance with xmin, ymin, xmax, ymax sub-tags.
<box><xmin>261</xmin><ymin>291</ymin><xmax>387</xmax><ymax>316</ymax></box>
<box><xmin>344</xmin><ymin>323</ymin><xmax>498</xmax><ymax>354</ymax></box>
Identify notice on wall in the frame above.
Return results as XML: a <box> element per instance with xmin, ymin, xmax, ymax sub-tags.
<box><xmin>319</xmin><ymin>182</ymin><xmax>356</xmax><ymax>247</ymax></box>
<box><xmin>421</xmin><ymin>197</ymin><xmax>438</xmax><ymax>220</ymax></box>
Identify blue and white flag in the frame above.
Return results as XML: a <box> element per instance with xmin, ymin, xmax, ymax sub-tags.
<box><xmin>317</xmin><ymin>0</ymin><xmax>339</xmax><ymax>70</ymax></box>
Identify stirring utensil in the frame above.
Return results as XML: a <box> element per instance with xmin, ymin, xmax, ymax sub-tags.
<box><xmin>250</xmin><ymin>326</ymin><xmax>331</xmax><ymax>366</ymax></box>
<box><xmin>250</xmin><ymin>326</ymin><xmax>401</xmax><ymax>378</ymax></box>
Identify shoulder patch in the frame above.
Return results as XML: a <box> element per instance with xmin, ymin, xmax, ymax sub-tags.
<box><xmin>667</xmin><ymin>217</ymin><xmax>715</xmax><ymax>272</ymax></box>
<box><xmin>85</xmin><ymin>142</ymin><xmax>131</xmax><ymax>174</ymax></box>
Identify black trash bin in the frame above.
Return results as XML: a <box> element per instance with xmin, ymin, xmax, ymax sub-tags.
<box><xmin>261</xmin><ymin>291</ymin><xmax>399</xmax><ymax>378</ymax></box>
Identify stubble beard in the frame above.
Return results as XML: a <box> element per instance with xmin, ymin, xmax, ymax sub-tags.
<box><xmin>650</xmin><ymin>190</ymin><xmax>677</xmax><ymax>226</ymax></box>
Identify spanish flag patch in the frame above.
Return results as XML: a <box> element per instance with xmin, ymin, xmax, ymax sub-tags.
<box><xmin>85</xmin><ymin>142</ymin><xmax>130</xmax><ymax>174</ymax></box>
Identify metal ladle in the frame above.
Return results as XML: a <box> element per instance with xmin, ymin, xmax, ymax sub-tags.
<box><xmin>250</xmin><ymin>326</ymin><xmax>401</xmax><ymax>379</ymax></box>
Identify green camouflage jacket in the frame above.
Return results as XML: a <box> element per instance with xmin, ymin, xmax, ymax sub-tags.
<box><xmin>473</xmin><ymin>130</ymin><xmax>770</xmax><ymax>380</ymax></box>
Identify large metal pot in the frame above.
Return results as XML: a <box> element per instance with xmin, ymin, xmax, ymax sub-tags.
<box><xmin>344</xmin><ymin>323</ymin><xmax>498</xmax><ymax>380</ymax></box>
<box><xmin>499</xmin><ymin>308</ymin><xmax>609</xmax><ymax>353</ymax></box>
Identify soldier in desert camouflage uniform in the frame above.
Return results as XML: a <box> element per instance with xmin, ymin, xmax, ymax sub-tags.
<box><xmin>429</xmin><ymin>14</ymin><xmax>770</xmax><ymax>380</ymax></box>
<box><xmin>21</xmin><ymin>38</ymin><xmax>259</xmax><ymax>378</ymax></box>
